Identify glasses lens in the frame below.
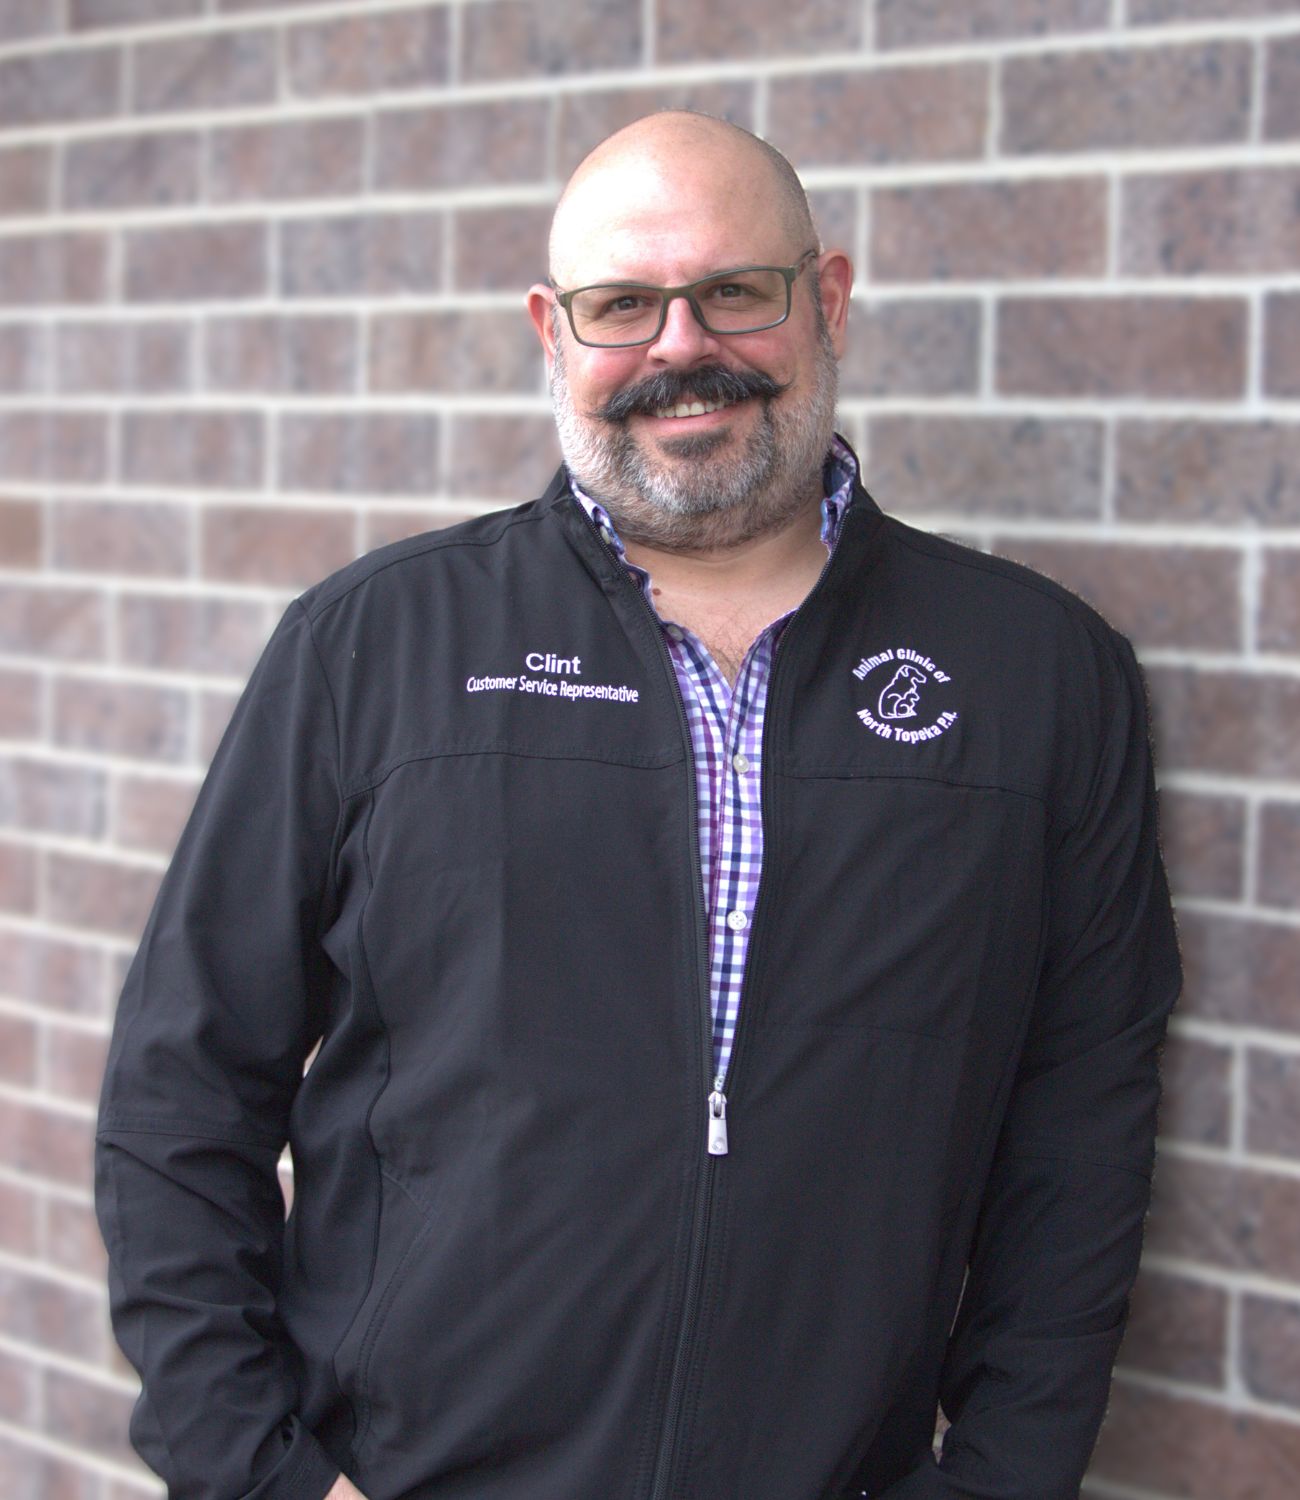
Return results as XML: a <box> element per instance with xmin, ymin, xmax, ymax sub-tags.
<box><xmin>569</xmin><ymin>286</ymin><xmax>665</xmax><ymax>346</ymax></box>
<box><xmin>693</xmin><ymin>268</ymin><xmax>790</xmax><ymax>333</ymax></box>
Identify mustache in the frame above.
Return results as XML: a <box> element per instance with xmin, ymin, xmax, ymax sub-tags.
<box><xmin>591</xmin><ymin>365</ymin><xmax>790</xmax><ymax>423</ymax></box>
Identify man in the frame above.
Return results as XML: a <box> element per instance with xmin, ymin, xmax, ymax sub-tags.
<box><xmin>97</xmin><ymin>113</ymin><xmax>1181</xmax><ymax>1500</ymax></box>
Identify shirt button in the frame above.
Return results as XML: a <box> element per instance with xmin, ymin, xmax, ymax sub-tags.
<box><xmin>732</xmin><ymin>753</ymin><xmax>751</xmax><ymax>774</ymax></box>
<box><xmin>666</xmin><ymin>623</ymin><xmax>684</xmax><ymax>641</ymax></box>
<box><xmin>726</xmin><ymin>910</ymin><xmax>748</xmax><ymax>932</ymax></box>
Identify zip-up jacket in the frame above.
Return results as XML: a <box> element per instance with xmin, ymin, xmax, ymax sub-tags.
<box><xmin>96</xmin><ymin>460</ymin><xmax>1182</xmax><ymax>1500</ymax></box>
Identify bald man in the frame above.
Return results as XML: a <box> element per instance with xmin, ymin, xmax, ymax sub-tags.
<box><xmin>97</xmin><ymin>113</ymin><xmax>1180</xmax><ymax>1500</ymax></box>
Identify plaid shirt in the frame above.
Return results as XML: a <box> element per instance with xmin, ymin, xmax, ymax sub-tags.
<box><xmin>573</xmin><ymin>436</ymin><xmax>857</xmax><ymax>1088</ymax></box>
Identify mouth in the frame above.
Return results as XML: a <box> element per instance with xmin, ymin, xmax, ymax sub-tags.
<box><xmin>650</xmin><ymin>397</ymin><xmax>735</xmax><ymax>420</ymax></box>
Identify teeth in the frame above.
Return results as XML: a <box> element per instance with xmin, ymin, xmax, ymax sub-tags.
<box><xmin>652</xmin><ymin>398</ymin><xmax>729</xmax><ymax>419</ymax></box>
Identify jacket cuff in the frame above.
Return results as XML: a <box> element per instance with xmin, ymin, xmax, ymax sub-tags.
<box><xmin>241</xmin><ymin>1417</ymin><xmax>341</xmax><ymax>1500</ymax></box>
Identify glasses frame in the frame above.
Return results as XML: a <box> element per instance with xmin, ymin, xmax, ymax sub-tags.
<box><xmin>551</xmin><ymin>248</ymin><xmax>821</xmax><ymax>350</ymax></box>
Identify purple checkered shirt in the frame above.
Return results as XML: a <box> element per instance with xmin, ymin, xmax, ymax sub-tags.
<box><xmin>572</xmin><ymin>436</ymin><xmax>858</xmax><ymax>1088</ymax></box>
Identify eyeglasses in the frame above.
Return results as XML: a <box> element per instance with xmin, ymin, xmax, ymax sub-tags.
<box><xmin>551</xmin><ymin>249</ymin><xmax>820</xmax><ymax>349</ymax></box>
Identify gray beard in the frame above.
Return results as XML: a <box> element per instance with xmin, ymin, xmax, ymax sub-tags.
<box><xmin>550</xmin><ymin>329</ymin><xmax>840</xmax><ymax>553</ymax></box>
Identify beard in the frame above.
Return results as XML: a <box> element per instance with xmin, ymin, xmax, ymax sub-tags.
<box><xmin>549</xmin><ymin>310</ymin><xmax>840</xmax><ymax>553</ymax></box>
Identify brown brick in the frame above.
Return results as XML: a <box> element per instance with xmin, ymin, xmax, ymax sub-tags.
<box><xmin>1177</xmin><ymin>910</ymin><xmax>1300</xmax><ymax>1033</ymax></box>
<box><xmin>0</xmin><ymin>232</ymin><xmax>107</xmax><ymax>306</ymax></box>
<box><xmin>198</xmin><ymin>688</ymin><xmax>240</xmax><ymax>761</ymax></box>
<box><xmin>807</xmin><ymin>188</ymin><xmax>857</xmax><ymax>259</ymax></box>
<box><xmin>64</xmin><ymin>129</ymin><xmax>199</xmax><ymax>210</ymax></box>
<box><xmin>280</xmin><ymin>211</ymin><xmax>445</xmax><ymax>298</ymax></box>
<box><xmin>1161</xmin><ymin>1033</ymin><xmax>1233</xmax><ymax>1149</ymax></box>
<box><xmin>51</xmin><ymin>500</ymin><xmax>190</xmax><ymax>578</ymax></box>
<box><xmin>878</xmin><ymin>0</ymin><xmax>1108</xmax><ymax>46</ymax></box>
<box><xmin>1158</xmin><ymin>789</ymin><xmax>1246</xmax><ymax>902</ymax></box>
<box><xmin>839</xmin><ymin>300</ymin><xmax>979</xmax><ymax>398</ymax></box>
<box><xmin>53</xmin><ymin>677</ymin><xmax>189</xmax><ymax>761</ymax></box>
<box><xmin>46</xmin><ymin>1196</ymin><xmax>108</xmax><ymax>1280</ymax></box>
<box><xmin>56</xmin><ymin>319</ymin><xmax>191</xmax><ymax>394</ymax></box>
<box><xmin>44</xmin><ymin>1367</ymin><xmax>136</xmax><ymax>1468</ymax></box>
<box><xmin>446</xmin><ymin>414</ymin><xmax>559</xmax><ymax>501</ymax></box>
<box><xmin>1241</xmin><ymin>1293</ymin><xmax>1300</xmax><ymax>1406</ymax></box>
<box><xmin>555</xmin><ymin>84</ymin><xmax>755</xmax><ymax>172</ymax></box>
<box><xmin>0</xmin><ymin>323</ymin><xmax>46</xmax><ymax>392</ymax></box>
<box><xmin>1149</xmin><ymin>666</ymin><xmax>1300</xmax><ymax>780</ymax></box>
<box><xmin>0</xmin><ymin>584</ymin><xmax>106</xmax><ymax>662</ymax></box>
<box><xmin>0</xmin><ymin>1432</ymin><xmax>100</xmax><ymax>1500</ymax></box>
<box><xmin>0</xmin><ymin>145</ymin><xmax>52</xmax><ymax>216</ymax></box>
<box><xmin>1248</xmin><ymin>1049</ymin><xmax>1300</xmax><ymax>1161</ymax></box>
<box><xmin>1259</xmin><ymin>802</ymin><xmax>1300</xmax><ymax>910</ymax></box>
<box><xmin>205</xmin><ymin>314</ymin><xmax>357</xmax><ymax>394</ymax></box>
<box><xmin>125</xmin><ymin>222</ymin><xmax>266</xmax><ymax>302</ymax></box>
<box><xmin>1124</xmin><ymin>167</ymin><xmax>1300</xmax><ymax>276</ymax></box>
<box><xmin>278</xmin><ymin>413</ymin><xmax>440</xmax><ymax>496</ymax></box>
<box><xmin>1090</xmin><ymin>1379</ymin><xmax>1300</xmax><ymax>1497</ymax></box>
<box><xmin>132</xmin><ymin>29</ymin><xmax>274</xmax><ymax>114</ymax></box>
<box><xmin>0</xmin><ymin>1096</ymin><xmax>93</xmax><ymax>1188</ymax></box>
<box><xmin>218</xmin><ymin>0</ymin><xmax>322</xmax><ymax>9</ymax></box>
<box><xmin>0</xmin><ymin>1012</ymin><xmax>36</xmax><ymax>1086</ymax></box>
<box><xmin>0</xmin><ymin>840</ymin><xmax>37</xmax><ymax>915</ymax></box>
<box><xmin>0</xmin><ymin>1345</ymin><xmax>38</xmax><ymax>1425</ymax></box>
<box><xmin>363</xmin><ymin>507</ymin><xmax>478</xmax><ymax>552</ymax></box>
<box><xmin>370</xmin><ymin>310</ymin><xmax>541</xmax><ymax>395</ymax></box>
<box><xmin>871</xmin><ymin>179</ymin><xmax>1107</xmax><ymax>282</ymax></box>
<box><xmin>0</xmin><ymin>499</ymin><xmax>41</xmax><ymax>567</ymax></box>
<box><xmin>1261</xmin><ymin>552</ymin><xmax>1300</xmax><ymax>656</ymax></box>
<box><xmin>998</xmin><ymin>297</ymin><xmax>1246</xmax><ymax>399</ymax></box>
<box><xmin>0</xmin><ymin>48</ymin><xmax>121</xmax><ymax>129</ymax></box>
<box><xmin>1002</xmin><ymin>42</ymin><xmax>1251</xmax><ymax>155</ymax></box>
<box><xmin>201</xmin><ymin>504</ymin><xmax>355</xmax><ymax>586</ymax></box>
<box><xmin>0</xmin><ymin>411</ymin><xmax>108</xmax><ymax>483</ymax></box>
<box><xmin>0</xmin><ymin>929</ymin><xmax>104</xmax><ymax>1016</ymax></box>
<box><xmin>1265</xmin><ymin>34</ymin><xmax>1300</xmax><ymax>139</ymax></box>
<box><xmin>118</xmin><ymin>593</ymin><xmax>268</xmax><ymax>675</ymax></box>
<box><xmin>769</xmin><ymin>64</ymin><xmax>987</xmax><ymax>169</ymax></box>
<box><xmin>1264</xmin><ymin>292</ymin><xmax>1300</xmax><ymax>397</ymax></box>
<box><xmin>0</xmin><ymin>0</ymin><xmax>61</xmax><ymax>41</ymax></box>
<box><xmin>375</xmin><ymin>99</ymin><xmax>550</xmax><ymax>191</ymax></box>
<box><xmin>866</xmin><ymin>416</ymin><xmax>1103</xmax><ymax>520</ymax></box>
<box><xmin>72</xmin><ymin>0</ymin><xmax>204</xmax><ymax>25</ymax></box>
<box><xmin>1118</xmin><ymin>421</ymin><xmax>1300</xmax><ymax>527</ymax></box>
<box><xmin>451</xmin><ymin>203</ymin><xmax>551</xmax><ymax>292</ymax></box>
<box><xmin>1148</xmin><ymin>1152</ymin><xmax>1300</xmax><ymax>1280</ymax></box>
<box><xmin>1132</xmin><ymin>0</ymin><xmax>1300</xmax><ymax>19</ymax></box>
<box><xmin>0</xmin><ymin>671</ymin><xmax>40</xmax><ymax>740</ymax></box>
<box><xmin>988</xmin><ymin>540</ymin><xmax>1240</xmax><ymax>651</ymax></box>
<box><xmin>465</xmin><ymin>0</ymin><xmax>639</xmax><ymax>80</ymax></box>
<box><xmin>658</xmin><ymin>0</ymin><xmax>858</xmax><ymax>62</ymax></box>
<box><xmin>0</xmin><ymin>1263</ymin><xmax>105</xmax><ymax>1361</ymax></box>
<box><xmin>1121</xmin><ymin>1267</ymin><xmax>1226</xmax><ymax>1384</ymax></box>
<box><xmin>114</xmin><ymin>771</ymin><xmax>198</xmax><ymax>854</ymax></box>
<box><xmin>0</xmin><ymin>757</ymin><xmax>106</xmax><ymax>838</ymax></box>
<box><xmin>288</xmin><ymin>6</ymin><xmax>449</xmax><ymax>96</ymax></box>
<box><xmin>209</xmin><ymin>116</ymin><xmax>364</xmax><ymax>202</ymax></box>
<box><xmin>0</xmin><ymin>1179</ymin><xmax>37</xmax><ymax>1256</ymax></box>
<box><xmin>46</xmin><ymin>1025</ymin><xmax>110</xmax><ymax>1107</ymax></box>
<box><xmin>123</xmin><ymin>409</ymin><xmax>263</xmax><ymax>489</ymax></box>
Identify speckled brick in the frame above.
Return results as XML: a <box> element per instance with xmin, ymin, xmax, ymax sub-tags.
<box><xmin>555</xmin><ymin>84</ymin><xmax>755</xmax><ymax>171</ymax></box>
<box><xmin>451</xmin><ymin>204</ymin><xmax>551</xmax><ymax>292</ymax></box>
<box><xmin>465</xmin><ymin>0</ymin><xmax>639</xmax><ymax>80</ymax></box>
<box><xmin>1258</xmin><ymin>802</ymin><xmax>1300</xmax><ymax>911</ymax></box>
<box><xmin>446</xmin><ymin>414</ymin><xmax>561</xmax><ymax>501</ymax></box>
<box><xmin>0</xmin><ymin>501</ymin><xmax>40</xmax><ymax>569</ymax></box>
<box><xmin>55</xmin><ymin>320</ymin><xmax>191</xmax><ymax>393</ymax></box>
<box><xmin>280</xmin><ymin>212</ymin><xmax>445</xmax><ymax>298</ymax></box>
<box><xmin>1124</xmin><ymin>168</ymin><xmax>1300</xmax><ymax>275</ymax></box>
<box><xmin>1158</xmin><ymin>788</ymin><xmax>1246</xmax><ymax>901</ymax></box>
<box><xmin>0</xmin><ymin>411</ymin><xmax>109</xmax><ymax>483</ymax></box>
<box><xmin>287</xmin><ymin>6</ymin><xmax>449</xmax><ymax>96</ymax></box>
<box><xmin>375</xmin><ymin>100</ymin><xmax>551</xmax><ymax>190</ymax></box>
<box><xmin>122</xmin><ymin>410</ymin><xmax>264</xmax><ymax>489</ymax></box>
<box><xmin>131</xmin><ymin>29</ymin><xmax>274</xmax><ymax>114</ymax></box>
<box><xmin>1259</xmin><ymin>549</ymin><xmax>1300</xmax><ymax>650</ymax></box>
<box><xmin>51</xmin><ymin>500</ymin><xmax>190</xmax><ymax>578</ymax></box>
<box><xmin>1248</xmin><ymin>1049</ymin><xmax>1300</xmax><ymax>1159</ymax></box>
<box><xmin>1264</xmin><ymin>293</ymin><xmax>1300</xmax><ymax>396</ymax></box>
<box><xmin>0</xmin><ymin>757</ymin><xmax>106</xmax><ymax>838</ymax></box>
<box><xmin>0</xmin><ymin>0</ymin><xmax>62</xmax><ymax>41</ymax></box>
<box><xmin>0</xmin><ymin>842</ymin><xmax>36</xmax><ymax>918</ymax></box>
<box><xmin>877</xmin><ymin>0</ymin><xmax>1109</xmax><ymax>46</ymax></box>
<box><xmin>1176</xmin><ymin>911</ymin><xmax>1300</xmax><ymax>1032</ymax></box>
<box><xmin>1146</xmin><ymin>1151</ymin><xmax>1300</xmax><ymax>1280</ymax></box>
<box><xmin>72</xmin><ymin>0</ymin><xmax>204</xmax><ymax>27</ymax></box>
<box><xmin>278</xmin><ymin>413</ymin><xmax>441</xmax><ymax>496</ymax></box>
<box><xmin>0</xmin><ymin>325</ymin><xmax>46</xmax><ymax>393</ymax></box>
<box><xmin>1242</xmin><ymin>1294</ymin><xmax>1300</xmax><ymax>1406</ymax></box>
<box><xmin>1131</xmin><ymin>0</ymin><xmax>1300</xmax><ymax>18</ymax></box>
<box><xmin>1159</xmin><ymin>1033</ymin><xmax>1234</xmax><ymax>1149</ymax></box>
<box><xmin>0</xmin><ymin>146</ymin><xmax>51</xmax><ymax>216</ymax></box>
<box><xmin>657</xmin><ymin>0</ymin><xmax>860</xmax><ymax>62</ymax></box>
<box><xmin>1147</xmin><ymin>665</ymin><xmax>1300</xmax><ymax>779</ymax></box>
<box><xmin>839</xmin><ymin>300</ymin><xmax>980</xmax><ymax>397</ymax></box>
<box><xmin>0</xmin><ymin>233</ymin><xmax>108</xmax><ymax>306</ymax></box>
<box><xmin>369</xmin><ymin>310</ymin><xmax>542</xmax><ymax>395</ymax></box>
<box><xmin>200</xmin><ymin>504</ymin><xmax>356</xmax><ymax>585</ymax></box>
<box><xmin>205</xmin><ymin>315</ymin><xmax>357</xmax><ymax>394</ymax></box>
<box><xmin>124</xmin><ymin>223</ymin><xmax>266</xmax><ymax>302</ymax></box>
<box><xmin>64</xmin><ymin>129</ymin><xmax>199</xmax><ymax>210</ymax></box>
<box><xmin>53</xmin><ymin>676</ymin><xmax>189</xmax><ymax>761</ymax></box>
<box><xmin>114</xmin><ymin>771</ymin><xmax>201</xmax><ymax>855</ymax></box>
<box><xmin>0</xmin><ymin>48</ymin><xmax>121</xmax><ymax>128</ymax></box>
<box><xmin>209</xmin><ymin>117</ymin><xmax>365</xmax><ymax>202</ymax></box>
<box><xmin>1117</xmin><ymin>421</ymin><xmax>1300</xmax><ymax>526</ymax></box>
<box><xmin>0</xmin><ymin>670</ymin><xmax>40</xmax><ymax>741</ymax></box>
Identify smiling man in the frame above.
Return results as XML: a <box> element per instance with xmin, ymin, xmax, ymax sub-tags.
<box><xmin>97</xmin><ymin>113</ymin><xmax>1181</xmax><ymax>1500</ymax></box>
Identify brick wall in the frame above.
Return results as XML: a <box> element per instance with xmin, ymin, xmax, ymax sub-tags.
<box><xmin>0</xmin><ymin>1</ymin><xmax>1297</xmax><ymax>1495</ymax></box>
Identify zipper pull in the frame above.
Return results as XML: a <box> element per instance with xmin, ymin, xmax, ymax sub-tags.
<box><xmin>707</xmin><ymin>1089</ymin><xmax>728</xmax><ymax>1156</ymax></box>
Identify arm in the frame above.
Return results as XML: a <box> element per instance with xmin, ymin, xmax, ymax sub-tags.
<box><xmin>96</xmin><ymin>602</ymin><xmax>345</xmax><ymax>1500</ymax></box>
<box><xmin>881</xmin><ymin>630</ymin><xmax>1182</xmax><ymax>1499</ymax></box>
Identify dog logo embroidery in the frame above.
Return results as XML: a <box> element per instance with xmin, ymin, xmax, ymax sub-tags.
<box><xmin>852</xmin><ymin>647</ymin><xmax>958</xmax><ymax>745</ymax></box>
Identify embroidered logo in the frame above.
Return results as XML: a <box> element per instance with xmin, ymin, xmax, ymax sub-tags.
<box><xmin>851</xmin><ymin>647</ymin><xmax>958</xmax><ymax>744</ymax></box>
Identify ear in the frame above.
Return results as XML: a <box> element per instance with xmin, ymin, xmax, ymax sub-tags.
<box><xmin>815</xmin><ymin>250</ymin><xmax>854</xmax><ymax>359</ymax></box>
<box><xmin>527</xmin><ymin>283</ymin><xmax>560</xmax><ymax>375</ymax></box>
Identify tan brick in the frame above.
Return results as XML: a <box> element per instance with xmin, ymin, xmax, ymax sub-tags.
<box><xmin>465</xmin><ymin>0</ymin><xmax>640</xmax><ymax>79</ymax></box>
<box><xmin>998</xmin><ymin>297</ymin><xmax>1246</xmax><ymax>399</ymax></box>
<box><xmin>871</xmin><ymin>179</ymin><xmax>1107</xmax><ymax>282</ymax></box>
<box><xmin>769</xmin><ymin>64</ymin><xmax>988</xmax><ymax>169</ymax></box>
<box><xmin>198</xmin><ymin>687</ymin><xmax>240</xmax><ymax>761</ymax></box>
<box><xmin>0</xmin><ymin>840</ymin><xmax>37</xmax><ymax>915</ymax></box>
<box><xmin>1002</xmin><ymin>41</ymin><xmax>1251</xmax><ymax>154</ymax></box>
<box><xmin>1161</xmin><ymin>1033</ymin><xmax>1233</xmax><ymax>1149</ymax></box>
<box><xmin>114</xmin><ymin>771</ymin><xmax>198</xmax><ymax>855</ymax></box>
<box><xmin>1177</xmin><ymin>910</ymin><xmax>1300</xmax><ymax>1033</ymax></box>
<box><xmin>1124</xmin><ymin>167</ymin><xmax>1300</xmax><ymax>276</ymax></box>
<box><xmin>118</xmin><ymin>593</ymin><xmax>267</xmax><ymax>674</ymax></box>
<box><xmin>451</xmin><ymin>203</ymin><xmax>551</xmax><ymax>292</ymax></box>
<box><xmin>64</xmin><ymin>130</ymin><xmax>199</xmax><ymax>210</ymax></box>
<box><xmin>0</xmin><ymin>48</ymin><xmax>121</xmax><ymax>129</ymax></box>
<box><xmin>866</xmin><ymin>416</ymin><xmax>1103</xmax><ymax>520</ymax></box>
<box><xmin>205</xmin><ymin>314</ymin><xmax>356</xmax><ymax>394</ymax></box>
<box><xmin>278</xmin><ymin>413</ymin><xmax>439</xmax><ymax>496</ymax></box>
<box><xmin>132</xmin><ymin>29</ymin><xmax>274</xmax><ymax>114</ymax></box>
<box><xmin>0</xmin><ymin>671</ymin><xmax>40</xmax><ymax>740</ymax></box>
<box><xmin>201</xmin><ymin>504</ymin><xmax>355</xmax><ymax>586</ymax></box>
<box><xmin>0</xmin><ymin>1431</ymin><xmax>100</xmax><ymax>1500</ymax></box>
<box><xmin>125</xmin><ymin>222</ymin><xmax>266</xmax><ymax>302</ymax></box>
<box><xmin>123</xmin><ymin>409</ymin><xmax>263</xmax><ymax>489</ymax></box>
<box><xmin>0</xmin><ymin>232</ymin><xmax>108</xmax><ymax>306</ymax></box>
<box><xmin>988</xmin><ymin>540</ymin><xmax>1240</xmax><ymax>651</ymax></box>
<box><xmin>0</xmin><ymin>145</ymin><xmax>52</xmax><ymax>217</ymax></box>
<box><xmin>0</xmin><ymin>499</ymin><xmax>41</xmax><ymax>567</ymax></box>
<box><xmin>1118</xmin><ymin>421</ymin><xmax>1300</xmax><ymax>527</ymax></box>
<box><xmin>44</xmin><ymin>1367</ymin><xmax>136</xmax><ymax>1468</ymax></box>
<box><xmin>1132</xmin><ymin>0</ymin><xmax>1300</xmax><ymax>19</ymax></box>
<box><xmin>658</xmin><ymin>0</ymin><xmax>858</xmax><ymax>62</ymax></box>
<box><xmin>0</xmin><ymin>757</ymin><xmax>106</xmax><ymax>838</ymax></box>
<box><xmin>0</xmin><ymin>411</ymin><xmax>108</xmax><ymax>484</ymax></box>
<box><xmin>288</xmin><ymin>6</ymin><xmax>448</xmax><ymax>97</ymax></box>
<box><xmin>878</xmin><ymin>0</ymin><xmax>1108</xmax><ymax>46</ymax></box>
<box><xmin>555</xmin><ymin>84</ymin><xmax>755</xmax><ymax>173</ymax></box>
<box><xmin>51</xmin><ymin>500</ymin><xmax>189</xmax><ymax>578</ymax></box>
<box><xmin>1090</xmin><ymin>1379</ymin><xmax>1300</xmax><ymax>1497</ymax></box>
<box><xmin>1149</xmin><ymin>666</ymin><xmax>1300</xmax><ymax>779</ymax></box>
<box><xmin>72</xmin><ymin>0</ymin><xmax>204</xmax><ymax>25</ymax></box>
<box><xmin>0</xmin><ymin>0</ymin><xmax>61</xmax><ymax>41</ymax></box>
<box><xmin>839</xmin><ymin>300</ymin><xmax>979</xmax><ymax>397</ymax></box>
<box><xmin>46</xmin><ymin>1024</ymin><xmax>109</xmax><ymax>1108</ymax></box>
<box><xmin>1264</xmin><ymin>292</ymin><xmax>1300</xmax><ymax>397</ymax></box>
<box><xmin>0</xmin><ymin>1096</ymin><xmax>93</xmax><ymax>1188</ymax></box>
<box><xmin>0</xmin><ymin>584</ymin><xmax>106</xmax><ymax>662</ymax></box>
<box><xmin>0</xmin><ymin>1012</ymin><xmax>36</xmax><ymax>1086</ymax></box>
<box><xmin>0</xmin><ymin>324</ymin><xmax>47</xmax><ymax>392</ymax></box>
<box><xmin>1158</xmin><ymin>789</ymin><xmax>1245</xmax><ymax>902</ymax></box>
<box><xmin>280</xmin><ymin>211</ymin><xmax>445</xmax><ymax>298</ymax></box>
<box><xmin>45</xmin><ymin>1196</ymin><xmax>108</xmax><ymax>1280</ymax></box>
<box><xmin>1248</xmin><ymin>1049</ymin><xmax>1300</xmax><ymax>1161</ymax></box>
<box><xmin>0</xmin><ymin>1263</ymin><xmax>105</xmax><ymax>1361</ymax></box>
<box><xmin>56</xmin><ymin>319</ymin><xmax>191</xmax><ymax>394</ymax></box>
<box><xmin>53</xmin><ymin>677</ymin><xmax>189</xmax><ymax>761</ymax></box>
<box><xmin>209</xmin><ymin>116</ymin><xmax>364</xmax><ymax>202</ymax></box>
<box><xmin>1258</xmin><ymin>801</ymin><xmax>1300</xmax><ymax>911</ymax></box>
<box><xmin>0</xmin><ymin>929</ymin><xmax>104</xmax><ymax>1016</ymax></box>
<box><xmin>446</xmin><ymin>414</ymin><xmax>560</xmax><ymax>501</ymax></box>
<box><xmin>369</xmin><ymin>310</ymin><xmax>541</xmax><ymax>395</ymax></box>
<box><xmin>375</xmin><ymin>99</ymin><xmax>551</xmax><ymax>190</ymax></box>
<box><xmin>1260</xmin><ymin>550</ymin><xmax>1300</xmax><ymax>650</ymax></box>
<box><xmin>363</xmin><ymin>507</ymin><xmax>478</xmax><ymax>552</ymax></box>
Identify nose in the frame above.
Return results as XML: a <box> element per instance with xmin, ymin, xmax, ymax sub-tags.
<box><xmin>646</xmin><ymin>291</ymin><xmax>722</xmax><ymax>365</ymax></box>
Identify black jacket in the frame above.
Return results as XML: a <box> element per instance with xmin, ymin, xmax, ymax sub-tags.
<box><xmin>96</xmin><ymin>460</ymin><xmax>1181</xmax><ymax>1500</ymax></box>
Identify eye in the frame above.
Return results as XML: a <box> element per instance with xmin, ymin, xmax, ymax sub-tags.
<box><xmin>593</xmin><ymin>290</ymin><xmax>655</xmax><ymax>320</ymax></box>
